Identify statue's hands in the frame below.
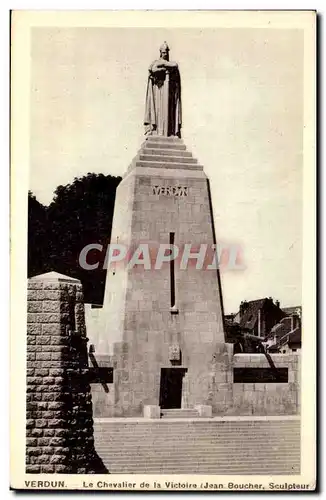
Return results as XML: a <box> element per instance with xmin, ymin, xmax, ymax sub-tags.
<box><xmin>156</xmin><ymin>61</ymin><xmax>167</xmax><ymax>69</ymax></box>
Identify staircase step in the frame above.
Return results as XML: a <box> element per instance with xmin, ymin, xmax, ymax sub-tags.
<box><xmin>96</xmin><ymin>448</ymin><xmax>300</xmax><ymax>456</ymax></box>
<box><xmin>96</xmin><ymin>429</ymin><xmax>299</xmax><ymax>436</ymax></box>
<box><xmin>139</xmin><ymin>154</ymin><xmax>198</xmax><ymax>164</ymax></box>
<box><xmin>145</xmin><ymin>135</ymin><xmax>182</xmax><ymax>143</ymax></box>
<box><xmin>144</xmin><ymin>141</ymin><xmax>186</xmax><ymax>151</ymax></box>
<box><xmin>161</xmin><ymin>408</ymin><xmax>199</xmax><ymax>413</ymax></box>
<box><xmin>108</xmin><ymin>466</ymin><xmax>301</xmax><ymax>474</ymax></box>
<box><xmin>95</xmin><ymin>420</ymin><xmax>298</xmax><ymax>426</ymax></box>
<box><xmin>96</xmin><ymin>441</ymin><xmax>300</xmax><ymax>449</ymax></box>
<box><xmin>98</xmin><ymin>458</ymin><xmax>301</xmax><ymax>467</ymax></box>
<box><xmin>142</xmin><ymin>147</ymin><xmax>193</xmax><ymax>158</ymax></box>
<box><xmin>95</xmin><ymin>424</ymin><xmax>299</xmax><ymax>431</ymax></box>
<box><xmin>136</xmin><ymin>160</ymin><xmax>203</xmax><ymax>171</ymax></box>
<box><xmin>97</xmin><ymin>443</ymin><xmax>300</xmax><ymax>450</ymax></box>
<box><xmin>96</xmin><ymin>432</ymin><xmax>300</xmax><ymax>439</ymax></box>
<box><xmin>161</xmin><ymin>409</ymin><xmax>200</xmax><ymax>419</ymax></box>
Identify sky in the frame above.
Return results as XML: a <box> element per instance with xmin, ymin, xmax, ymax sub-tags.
<box><xmin>29</xmin><ymin>26</ymin><xmax>303</xmax><ymax>313</ymax></box>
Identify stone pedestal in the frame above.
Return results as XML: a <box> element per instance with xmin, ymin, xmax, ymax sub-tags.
<box><xmin>26</xmin><ymin>272</ymin><xmax>107</xmax><ymax>474</ymax></box>
<box><xmin>97</xmin><ymin>136</ymin><xmax>226</xmax><ymax>416</ymax></box>
<box><xmin>195</xmin><ymin>405</ymin><xmax>213</xmax><ymax>418</ymax></box>
<box><xmin>143</xmin><ymin>405</ymin><xmax>161</xmax><ymax>419</ymax></box>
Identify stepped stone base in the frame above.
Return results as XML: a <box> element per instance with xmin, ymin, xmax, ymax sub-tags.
<box><xmin>94</xmin><ymin>416</ymin><xmax>300</xmax><ymax>474</ymax></box>
<box><xmin>93</xmin><ymin>135</ymin><xmax>225</xmax><ymax>417</ymax></box>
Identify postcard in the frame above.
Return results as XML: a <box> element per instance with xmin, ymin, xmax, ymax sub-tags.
<box><xmin>10</xmin><ymin>10</ymin><xmax>316</xmax><ymax>491</ymax></box>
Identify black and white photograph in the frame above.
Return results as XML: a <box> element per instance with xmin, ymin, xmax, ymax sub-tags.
<box><xmin>10</xmin><ymin>10</ymin><xmax>316</xmax><ymax>491</ymax></box>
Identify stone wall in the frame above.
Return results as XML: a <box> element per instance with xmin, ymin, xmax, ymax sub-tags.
<box><xmin>180</xmin><ymin>346</ymin><xmax>300</xmax><ymax>417</ymax></box>
<box><xmin>89</xmin><ymin>338</ymin><xmax>300</xmax><ymax>418</ymax></box>
<box><xmin>26</xmin><ymin>272</ymin><xmax>107</xmax><ymax>474</ymax></box>
<box><xmin>230</xmin><ymin>353</ymin><xmax>300</xmax><ymax>416</ymax></box>
<box><xmin>88</xmin><ymin>354</ymin><xmax>115</xmax><ymax>418</ymax></box>
<box><xmin>84</xmin><ymin>304</ymin><xmax>103</xmax><ymax>353</ymax></box>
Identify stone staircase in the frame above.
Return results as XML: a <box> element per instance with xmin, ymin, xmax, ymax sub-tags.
<box><xmin>128</xmin><ymin>136</ymin><xmax>203</xmax><ymax>173</ymax></box>
<box><xmin>94</xmin><ymin>417</ymin><xmax>300</xmax><ymax>474</ymax></box>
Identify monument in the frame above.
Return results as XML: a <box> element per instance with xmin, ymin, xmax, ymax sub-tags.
<box><xmin>92</xmin><ymin>43</ymin><xmax>226</xmax><ymax>417</ymax></box>
<box><xmin>23</xmin><ymin>33</ymin><xmax>302</xmax><ymax>480</ymax></box>
<box><xmin>87</xmin><ymin>44</ymin><xmax>299</xmax><ymax>419</ymax></box>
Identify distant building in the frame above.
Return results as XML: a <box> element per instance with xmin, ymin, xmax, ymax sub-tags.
<box><xmin>269</xmin><ymin>326</ymin><xmax>301</xmax><ymax>353</ymax></box>
<box><xmin>238</xmin><ymin>298</ymin><xmax>285</xmax><ymax>338</ymax></box>
<box><xmin>266</xmin><ymin>308</ymin><xmax>301</xmax><ymax>353</ymax></box>
<box><xmin>224</xmin><ymin>297</ymin><xmax>286</xmax><ymax>349</ymax></box>
<box><xmin>282</xmin><ymin>306</ymin><xmax>302</xmax><ymax>318</ymax></box>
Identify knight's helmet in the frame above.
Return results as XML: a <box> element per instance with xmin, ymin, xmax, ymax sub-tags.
<box><xmin>159</xmin><ymin>41</ymin><xmax>170</xmax><ymax>55</ymax></box>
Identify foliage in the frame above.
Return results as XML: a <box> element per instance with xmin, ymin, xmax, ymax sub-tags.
<box><xmin>28</xmin><ymin>173</ymin><xmax>122</xmax><ymax>304</ymax></box>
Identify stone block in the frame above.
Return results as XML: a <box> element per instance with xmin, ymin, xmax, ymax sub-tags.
<box><xmin>42</xmin><ymin>324</ymin><xmax>66</xmax><ymax>335</ymax></box>
<box><xmin>27</xmin><ymin>428</ymin><xmax>43</xmax><ymax>437</ymax></box>
<box><xmin>27</xmin><ymin>345</ymin><xmax>37</xmax><ymax>353</ymax></box>
<box><xmin>35</xmin><ymin>419</ymin><xmax>48</xmax><ymax>428</ymax></box>
<box><xmin>27</xmin><ymin>324</ymin><xmax>41</xmax><ymax>335</ymax></box>
<box><xmin>27</xmin><ymin>301</ymin><xmax>43</xmax><ymax>313</ymax></box>
<box><xmin>28</xmin><ymin>313</ymin><xmax>62</xmax><ymax>324</ymax></box>
<box><xmin>34</xmin><ymin>369</ymin><xmax>49</xmax><ymax>377</ymax></box>
<box><xmin>29</xmin><ymin>290</ymin><xmax>63</xmax><ymax>301</ymax></box>
<box><xmin>43</xmin><ymin>283</ymin><xmax>62</xmax><ymax>290</ymax></box>
<box><xmin>54</xmin><ymin>465</ymin><xmax>69</xmax><ymax>473</ymax></box>
<box><xmin>35</xmin><ymin>336</ymin><xmax>51</xmax><ymax>345</ymax></box>
<box><xmin>26</xmin><ymin>438</ymin><xmax>38</xmax><ymax>447</ymax></box>
<box><xmin>42</xmin><ymin>301</ymin><xmax>62</xmax><ymax>313</ymax></box>
<box><xmin>28</xmin><ymin>282</ymin><xmax>43</xmax><ymax>290</ymax></box>
<box><xmin>49</xmin><ymin>368</ymin><xmax>65</xmax><ymax>376</ymax></box>
<box><xmin>51</xmin><ymin>352</ymin><xmax>63</xmax><ymax>361</ymax></box>
<box><xmin>49</xmin><ymin>437</ymin><xmax>66</xmax><ymax>446</ymax></box>
<box><xmin>254</xmin><ymin>383</ymin><xmax>266</xmax><ymax>392</ymax></box>
<box><xmin>26</xmin><ymin>447</ymin><xmax>42</xmax><ymax>456</ymax></box>
<box><xmin>47</xmin><ymin>419</ymin><xmax>66</xmax><ymax>428</ymax></box>
<box><xmin>43</xmin><ymin>429</ymin><xmax>55</xmax><ymax>437</ymax></box>
<box><xmin>41</xmin><ymin>465</ymin><xmax>55</xmax><ymax>473</ymax></box>
<box><xmin>212</xmin><ymin>371</ymin><xmax>228</xmax><ymax>384</ymax></box>
<box><xmin>143</xmin><ymin>405</ymin><xmax>161</xmax><ymax>419</ymax></box>
<box><xmin>26</xmin><ymin>465</ymin><xmax>41</xmax><ymax>473</ymax></box>
<box><xmin>195</xmin><ymin>404</ymin><xmax>212</xmax><ymax>417</ymax></box>
<box><xmin>50</xmin><ymin>455</ymin><xmax>67</xmax><ymax>464</ymax></box>
<box><xmin>27</xmin><ymin>377</ymin><xmax>43</xmax><ymax>385</ymax></box>
<box><xmin>37</xmin><ymin>437</ymin><xmax>52</xmax><ymax>447</ymax></box>
<box><xmin>36</xmin><ymin>352</ymin><xmax>51</xmax><ymax>361</ymax></box>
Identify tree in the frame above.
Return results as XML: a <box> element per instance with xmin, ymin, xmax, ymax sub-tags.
<box><xmin>28</xmin><ymin>173</ymin><xmax>122</xmax><ymax>304</ymax></box>
<box><xmin>28</xmin><ymin>191</ymin><xmax>49</xmax><ymax>277</ymax></box>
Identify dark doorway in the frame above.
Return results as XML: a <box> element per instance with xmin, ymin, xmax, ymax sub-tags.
<box><xmin>159</xmin><ymin>368</ymin><xmax>187</xmax><ymax>409</ymax></box>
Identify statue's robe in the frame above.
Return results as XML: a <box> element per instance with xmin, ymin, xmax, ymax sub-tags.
<box><xmin>144</xmin><ymin>61</ymin><xmax>182</xmax><ymax>137</ymax></box>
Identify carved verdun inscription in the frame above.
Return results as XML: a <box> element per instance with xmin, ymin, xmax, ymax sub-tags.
<box><xmin>152</xmin><ymin>185</ymin><xmax>188</xmax><ymax>197</ymax></box>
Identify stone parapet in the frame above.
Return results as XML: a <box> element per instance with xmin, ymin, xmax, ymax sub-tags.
<box><xmin>143</xmin><ymin>405</ymin><xmax>161</xmax><ymax>419</ymax></box>
<box><xmin>195</xmin><ymin>405</ymin><xmax>213</xmax><ymax>418</ymax></box>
